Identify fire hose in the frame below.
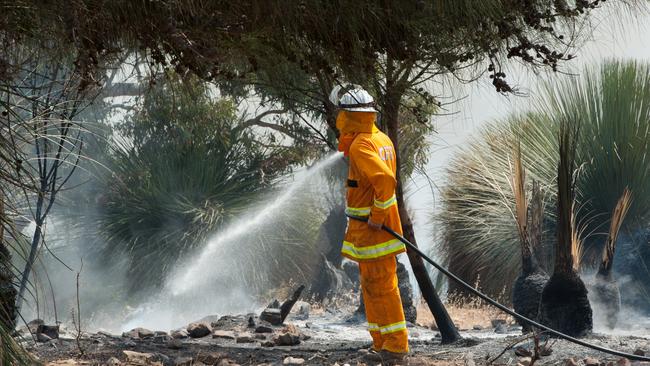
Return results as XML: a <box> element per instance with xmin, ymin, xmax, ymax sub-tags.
<box><xmin>346</xmin><ymin>214</ymin><xmax>650</xmax><ymax>362</ymax></box>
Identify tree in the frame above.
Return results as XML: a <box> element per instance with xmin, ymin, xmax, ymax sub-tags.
<box><xmin>439</xmin><ymin>61</ymin><xmax>650</xmax><ymax>304</ymax></box>
<box><xmin>88</xmin><ymin>75</ymin><xmax>302</xmax><ymax>293</ymax></box>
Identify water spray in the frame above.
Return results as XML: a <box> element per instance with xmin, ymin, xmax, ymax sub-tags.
<box><xmin>346</xmin><ymin>214</ymin><xmax>650</xmax><ymax>362</ymax></box>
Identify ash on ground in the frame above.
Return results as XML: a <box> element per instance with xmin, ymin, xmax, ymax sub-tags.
<box><xmin>22</xmin><ymin>303</ymin><xmax>650</xmax><ymax>366</ymax></box>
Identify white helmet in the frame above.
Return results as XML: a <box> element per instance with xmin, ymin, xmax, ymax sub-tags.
<box><xmin>329</xmin><ymin>85</ymin><xmax>378</xmax><ymax>113</ymax></box>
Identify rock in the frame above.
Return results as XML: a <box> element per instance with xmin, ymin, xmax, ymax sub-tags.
<box><xmin>472</xmin><ymin>325</ymin><xmax>483</xmax><ymax>331</ymax></box>
<box><xmin>248</xmin><ymin>316</ymin><xmax>256</xmax><ymax>328</ymax></box>
<box><xmin>519</xmin><ymin>357</ymin><xmax>532</xmax><ymax>366</ymax></box>
<box><xmin>154</xmin><ymin>331</ymin><xmax>168</xmax><ymax>336</ymax></box>
<box><xmin>106</xmin><ymin>357</ymin><xmax>121</xmax><ymax>366</ymax></box>
<box><xmin>121</xmin><ymin>327</ymin><xmax>154</xmax><ymax>339</ymax></box>
<box><xmin>123</xmin><ymin>350</ymin><xmax>155</xmax><ymax>364</ymax></box>
<box><xmin>255</xmin><ymin>334</ymin><xmax>266</xmax><ymax>340</ymax></box>
<box><xmin>37</xmin><ymin>324</ymin><xmax>60</xmax><ymax>340</ymax></box>
<box><xmin>617</xmin><ymin>358</ymin><xmax>631</xmax><ymax>366</ymax></box>
<box><xmin>212</xmin><ymin>315</ymin><xmax>246</xmax><ymax>330</ymax></box>
<box><xmin>122</xmin><ymin>329</ymin><xmax>138</xmax><ymax>338</ymax></box>
<box><xmin>514</xmin><ymin>347</ymin><xmax>532</xmax><ymax>357</ymax></box>
<box><xmin>36</xmin><ymin>333</ymin><xmax>52</xmax><ymax>342</ymax></box>
<box><xmin>187</xmin><ymin>322</ymin><xmax>212</xmax><ymax>338</ymax></box>
<box><xmin>261</xmin><ymin>340</ymin><xmax>275</xmax><ymax>347</ymax></box>
<box><xmin>236</xmin><ymin>333</ymin><xmax>255</xmax><ymax>343</ymax></box>
<box><xmin>137</xmin><ymin>328</ymin><xmax>154</xmax><ymax>338</ymax></box>
<box><xmin>584</xmin><ymin>357</ymin><xmax>600</xmax><ymax>366</ymax></box>
<box><xmin>283</xmin><ymin>357</ymin><xmax>305</xmax><ymax>365</ymax></box>
<box><xmin>27</xmin><ymin>319</ymin><xmax>44</xmax><ymax>334</ymax></box>
<box><xmin>255</xmin><ymin>326</ymin><xmax>273</xmax><ymax>334</ymax></box>
<box><xmin>153</xmin><ymin>334</ymin><xmax>172</xmax><ymax>343</ymax></box>
<box><xmin>260</xmin><ymin>308</ymin><xmax>282</xmax><ymax>325</ymax></box>
<box><xmin>212</xmin><ymin>330</ymin><xmax>236</xmax><ymax>340</ymax></box>
<box><xmin>216</xmin><ymin>359</ymin><xmax>239</xmax><ymax>366</ymax></box>
<box><xmin>275</xmin><ymin>332</ymin><xmax>300</xmax><ymax>346</ymax></box>
<box><xmin>171</xmin><ymin>329</ymin><xmax>189</xmax><ymax>339</ymax></box>
<box><xmin>196</xmin><ymin>352</ymin><xmax>226</xmax><ymax>365</ymax></box>
<box><xmin>174</xmin><ymin>357</ymin><xmax>194</xmax><ymax>366</ymax></box>
<box><xmin>166</xmin><ymin>339</ymin><xmax>183</xmax><ymax>350</ymax></box>
<box><xmin>494</xmin><ymin>323</ymin><xmax>508</xmax><ymax>334</ymax></box>
<box><xmin>635</xmin><ymin>349</ymin><xmax>646</xmax><ymax>356</ymax></box>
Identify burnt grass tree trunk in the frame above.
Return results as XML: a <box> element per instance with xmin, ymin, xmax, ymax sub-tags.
<box><xmin>540</xmin><ymin>121</ymin><xmax>592</xmax><ymax>337</ymax></box>
<box><xmin>0</xmin><ymin>193</ymin><xmax>17</xmax><ymax>330</ymax></box>
<box><xmin>512</xmin><ymin>147</ymin><xmax>548</xmax><ymax>333</ymax></box>
<box><xmin>383</xmin><ymin>83</ymin><xmax>460</xmax><ymax>343</ymax></box>
<box><xmin>591</xmin><ymin>189</ymin><xmax>631</xmax><ymax>329</ymax></box>
<box><xmin>512</xmin><ymin>178</ymin><xmax>549</xmax><ymax>333</ymax></box>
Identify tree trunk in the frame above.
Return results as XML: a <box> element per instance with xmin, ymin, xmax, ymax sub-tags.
<box><xmin>16</xmin><ymin>190</ymin><xmax>45</xmax><ymax>312</ymax></box>
<box><xmin>383</xmin><ymin>91</ymin><xmax>461</xmax><ymax>344</ymax></box>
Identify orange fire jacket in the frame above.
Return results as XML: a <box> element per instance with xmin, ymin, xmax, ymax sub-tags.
<box><xmin>337</xmin><ymin>111</ymin><xmax>405</xmax><ymax>262</ymax></box>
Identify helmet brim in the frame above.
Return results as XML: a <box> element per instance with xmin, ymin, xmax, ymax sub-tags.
<box><xmin>343</xmin><ymin>107</ymin><xmax>378</xmax><ymax>112</ymax></box>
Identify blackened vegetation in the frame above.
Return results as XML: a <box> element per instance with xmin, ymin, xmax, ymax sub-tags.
<box><xmin>512</xmin><ymin>180</ymin><xmax>549</xmax><ymax>333</ymax></box>
<box><xmin>591</xmin><ymin>189</ymin><xmax>632</xmax><ymax>329</ymax></box>
<box><xmin>541</xmin><ymin>270</ymin><xmax>592</xmax><ymax>337</ymax></box>
<box><xmin>540</xmin><ymin>121</ymin><xmax>592</xmax><ymax>337</ymax></box>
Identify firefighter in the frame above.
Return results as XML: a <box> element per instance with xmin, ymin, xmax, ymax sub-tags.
<box><xmin>331</xmin><ymin>85</ymin><xmax>408</xmax><ymax>364</ymax></box>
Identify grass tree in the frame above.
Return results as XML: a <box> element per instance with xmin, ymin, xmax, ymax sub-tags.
<box><xmin>439</xmin><ymin>61</ymin><xmax>650</xmax><ymax>304</ymax></box>
<box><xmin>591</xmin><ymin>188</ymin><xmax>632</xmax><ymax>329</ymax></box>
<box><xmin>90</xmin><ymin>76</ymin><xmax>315</xmax><ymax>294</ymax></box>
<box><xmin>510</xmin><ymin>145</ymin><xmax>549</xmax><ymax>333</ymax></box>
<box><xmin>539</xmin><ymin>119</ymin><xmax>592</xmax><ymax>337</ymax></box>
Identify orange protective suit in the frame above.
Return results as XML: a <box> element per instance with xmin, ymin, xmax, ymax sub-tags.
<box><xmin>337</xmin><ymin>110</ymin><xmax>408</xmax><ymax>354</ymax></box>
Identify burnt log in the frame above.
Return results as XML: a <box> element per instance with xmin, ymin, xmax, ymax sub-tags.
<box><xmin>260</xmin><ymin>285</ymin><xmax>305</xmax><ymax>325</ymax></box>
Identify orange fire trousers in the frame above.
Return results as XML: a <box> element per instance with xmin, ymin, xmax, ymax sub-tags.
<box><xmin>359</xmin><ymin>256</ymin><xmax>409</xmax><ymax>354</ymax></box>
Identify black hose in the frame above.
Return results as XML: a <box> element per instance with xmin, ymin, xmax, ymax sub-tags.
<box><xmin>346</xmin><ymin>214</ymin><xmax>650</xmax><ymax>361</ymax></box>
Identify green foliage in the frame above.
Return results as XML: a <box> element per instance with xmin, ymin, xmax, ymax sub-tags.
<box><xmin>95</xmin><ymin>77</ymin><xmax>290</xmax><ymax>292</ymax></box>
<box><xmin>439</xmin><ymin>61</ymin><xmax>650</xmax><ymax>301</ymax></box>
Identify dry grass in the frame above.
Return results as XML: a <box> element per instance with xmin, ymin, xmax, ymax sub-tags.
<box><xmin>416</xmin><ymin>298</ymin><xmax>514</xmax><ymax>331</ymax></box>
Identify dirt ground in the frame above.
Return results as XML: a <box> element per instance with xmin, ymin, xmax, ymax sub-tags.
<box><xmin>27</xmin><ymin>302</ymin><xmax>650</xmax><ymax>366</ymax></box>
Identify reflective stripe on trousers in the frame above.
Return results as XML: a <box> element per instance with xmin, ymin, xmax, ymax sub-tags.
<box><xmin>368</xmin><ymin>321</ymin><xmax>407</xmax><ymax>335</ymax></box>
<box><xmin>342</xmin><ymin>239</ymin><xmax>405</xmax><ymax>260</ymax></box>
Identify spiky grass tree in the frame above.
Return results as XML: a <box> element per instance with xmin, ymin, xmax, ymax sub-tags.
<box><xmin>539</xmin><ymin>120</ymin><xmax>592</xmax><ymax>337</ymax></box>
<box><xmin>90</xmin><ymin>77</ymin><xmax>311</xmax><ymax>294</ymax></box>
<box><xmin>511</xmin><ymin>145</ymin><xmax>549</xmax><ymax>332</ymax></box>
<box><xmin>590</xmin><ymin>188</ymin><xmax>631</xmax><ymax>329</ymax></box>
<box><xmin>438</xmin><ymin>61</ymin><xmax>650</xmax><ymax>302</ymax></box>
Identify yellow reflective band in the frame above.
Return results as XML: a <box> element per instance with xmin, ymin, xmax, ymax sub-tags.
<box><xmin>368</xmin><ymin>323</ymin><xmax>380</xmax><ymax>332</ymax></box>
<box><xmin>379</xmin><ymin>321</ymin><xmax>407</xmax><ymax>335</ymax></box>
<box><xmin>374</xmin><ymin>195</ymin><xmax>397</xmax><ymax>209</ymax></box>
<box><xmin>345</xmin><ymin>206</ymin><xmax>372</xmax><ymax>217</ymax></box>
<box><xmin>341</xmin><ymin>239</ymin><xmax>405</xmax><ymax>260</ymax></box>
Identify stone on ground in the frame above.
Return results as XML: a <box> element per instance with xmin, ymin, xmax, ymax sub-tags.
<box><xmin>187</xmin><ymin>322</ymin><xmax>212</xmax><ymax>338</ymax></box>
<box><xmin>283</xmin><ymin>357</ymin><xmax>305</xmax><ymax>365</ymax></box>
<box><xmin>212</xmin><ymin>330</ymin><xmax>236</xmax><ymax>340</ymax></box>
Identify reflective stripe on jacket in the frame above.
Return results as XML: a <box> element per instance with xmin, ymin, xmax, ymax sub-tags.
<box><xmin>342</xmin><ymin>119</ymin><xmax>404</xmax><ymax>262</ymax></box>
